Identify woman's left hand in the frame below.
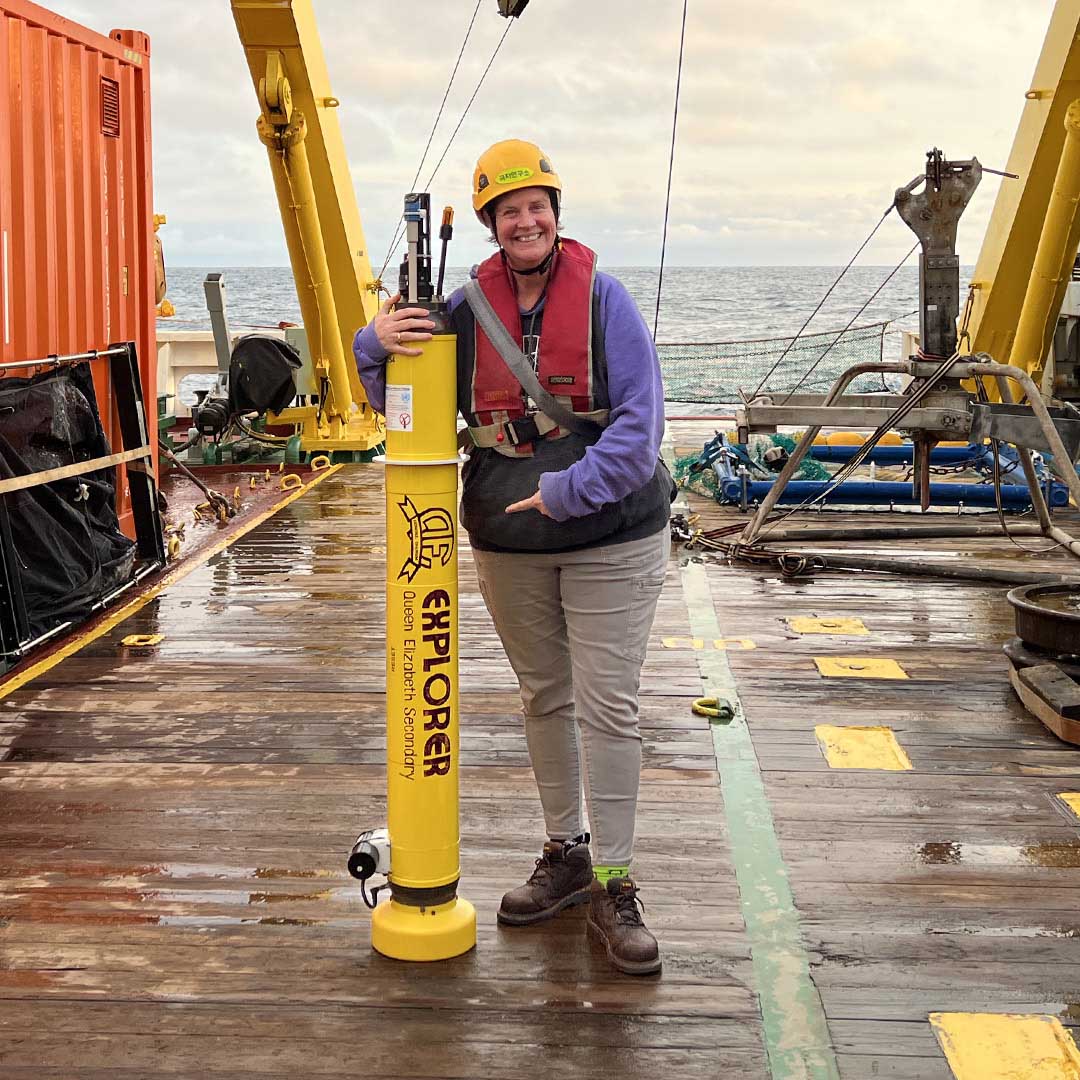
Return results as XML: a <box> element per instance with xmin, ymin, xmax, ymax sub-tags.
<box><xmin>505</xmin><ymin>489</ymin><xmax>553</xmax><ymax>518</ymax></box>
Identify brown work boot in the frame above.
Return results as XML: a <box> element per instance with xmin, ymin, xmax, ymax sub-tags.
<box><xmin>497</xmin><ymin>840</ymin><xmax>593</xmax><ymax>925</ymax></box>
<box><xmin>586</xmin><ymin>877</ymin><xmax>661</xmax><ymax>975</ymax></box>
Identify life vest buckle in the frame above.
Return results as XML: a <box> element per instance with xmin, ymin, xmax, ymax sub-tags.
<box><xmin>504</xmin><ymin>414</ymin><xmax>542</xmax><ymax>446</ymax></box>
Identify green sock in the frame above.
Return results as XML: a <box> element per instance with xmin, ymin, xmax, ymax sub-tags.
<box><xmin>593</xmin><ymin>864</ymin><xmax>630</xmax><ymax>885</ymax></box>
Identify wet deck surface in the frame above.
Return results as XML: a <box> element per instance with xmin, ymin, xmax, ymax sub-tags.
<box><xmin>2</xmin><ymin>437</ymin><xmax>1080</xmax><ymax>1077</ymax></box>
<box><xmin>0</xmin><ymin>462</ymin><xmax>765</xmax><ymax>1078</ymax></box>
<box><xmin>672</xmin><ymin>423</ymin><xmax>1080</xmax><ymax>1077</ymax></box>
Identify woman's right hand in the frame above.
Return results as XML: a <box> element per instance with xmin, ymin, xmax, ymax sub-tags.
<box><xmin>372</xmin><ymin>293</ymin><xmax>436</xmax><ymax>357</ymax></box>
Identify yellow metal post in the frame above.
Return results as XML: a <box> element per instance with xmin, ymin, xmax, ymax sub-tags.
<box><xmin>257</xmin><ymin>112</ymin><xmax>356</xmax><ymax>441</ymax></box>
<box><xmin>231</xmin><ymin>1</ymin><xmax>384</xmax><ymax>452</ymax></box>
<box><xmin>375</xmin><ymin>326</ymin><xmax>476</xmax><ymax>961</ymax></box>
<box><xmin>1008</xmin><ymin>101</ymin><xmax>1080</xmax><ymax>391</ymax></box>
<box><xmin>966</xmin><ymin>0</ymin><xmax>1080</xmax><ymax>372</ymax></box>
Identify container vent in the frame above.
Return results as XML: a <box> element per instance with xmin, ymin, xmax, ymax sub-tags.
<box><xmin>100</xmin><ymin>78</ymin><xmax>120</xmax><ymax>138</ymax></box>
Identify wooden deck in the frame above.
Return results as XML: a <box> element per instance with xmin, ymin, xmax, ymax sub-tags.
<box><xmin>2</xmin><ymin>437</ymin><xmax>1080</xmax><ymax>1078</ymax></box>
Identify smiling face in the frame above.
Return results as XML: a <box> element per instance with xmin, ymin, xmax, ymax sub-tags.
<box><xmin>491</xmin><ymin>186</ymin><xmax>558</xmax><ymax>269</ymax></box>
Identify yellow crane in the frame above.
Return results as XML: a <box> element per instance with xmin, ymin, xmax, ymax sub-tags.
<box><xmin>965</xmin><ymin>0</ymin><xmax>1080</xmax><ymax>394</ymax></box>
<box><xmin>230</xmin><ymin>0</ymin><xmax>385</xmax><ymax>457</ymax></box>
<box><xmin>231</xmin><ymin>0</ymin><xmax>1080</xmax><ymax>423</ymax></box>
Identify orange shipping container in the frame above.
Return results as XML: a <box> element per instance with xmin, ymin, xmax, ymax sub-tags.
<box><xmin>0</xmin><ymin>0</ymin><xmax>156</xmax><ymax>535</ymax></box>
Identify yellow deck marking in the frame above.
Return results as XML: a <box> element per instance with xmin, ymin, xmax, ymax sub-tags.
<box><xmin>814</xmin><ymin>725</ymin><xmax>914</xmax><ymax>771</ymax></box>
<box><xmin>716</xmin><ymin>638</ymin><xmax>756</xmax><ymax>651</ymax></box>
<box><xmin>662</xmin><ymin>636</ymin><xmax>706</xmax><ymax>649</ymax></box>
<box><xmin>814</xmin><ymin>656</ymin><xmax>908</xmax><ymax>679</ymax></box>
<box><xmin>121</xmin><ymin>634</ymin><xmax>163</xmax><ymax>647</ymax></box>
<box><xmin>0</xmin><ymin>466</ymin><xmax>343</xmax><ymax>703</ymax></box>
<box><xmin>1057</xmin><ymin>793</ymin><xmax>1080</xmax><ymax>820</ymax></box>
<box><xmin>930</xmin><ymin>1012</ymin><xmax>1080</xmax><ymax>1079</ymax></box>
<box><xmin>789</xmin><ymin>616</ymin><xmax>869</xmax><ymax>635</ymax></box>
<box><xmin>661</xmin><ymin>637</ymin><xmax>757</xmax><ymax>651</ymax></box>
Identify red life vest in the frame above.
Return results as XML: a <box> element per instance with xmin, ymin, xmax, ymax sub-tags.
<box><xmin>469</xmin><ymin>238</ymin><xmax>598</xmax><ymax>454</ymax></box>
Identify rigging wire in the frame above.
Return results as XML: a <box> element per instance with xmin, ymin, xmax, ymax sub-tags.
<box><xmin>975</xmin><ymin>372</ymin><xmax>1064</xmax><ymax>554</ymax></box>
<box><xmin>751</xmin><ymin>352</ymin><xmax>963</xmax><ymax>537</ymax></box>
<box><xmin>411</xmin><ymin>0</ymin><xmax>484</xmax><ymax>193</ymax></box>
<box><xmin>157</xmin><ymin>440</ymin><xmax>232</xmax><ymax>514</ymax></box>
<box><xmin>689</xmin><ymin>351</ymin><xmax>963</xmax><ymax>544</ymax></box>
<box><xmin>652</xmin><ymin>0</ymin><xmax>690</xmax><ymax>343</ymax></box>
<box><xmin>377</xmin><ymin>16</ymin><xmax>516</xmax><ymax>282</ymax></box>
<box><xmin>422</xmin><ymin>19</ymin><xmax>514</xmax><ymax>192</ymax></box>
<box><xmin>778</xmin><ymin>240</ymin><xmax>919</xmax><ymax>403</ymax></box>
<box><xmin>376</xmin><ymin>0</ymin><xmax>485</xmax><ymax>280</ymax></box>
<box><xmin>747</xmin><ymin>202</ymin><xmax>897</xmax><ymax>400</ymax></box>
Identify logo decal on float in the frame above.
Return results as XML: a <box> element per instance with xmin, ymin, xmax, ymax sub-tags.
<box><xmin>397</xmin><ymin>496</ymin><xmax>456</xmax><ymax>583</ymax></box>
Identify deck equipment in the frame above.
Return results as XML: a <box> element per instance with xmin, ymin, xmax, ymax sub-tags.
<box><xmin>1006</xmin><ymin>583</ymin><xmax>1080</xmax><ymax>745</ymax></box>
<box><xmin>349</xmin><ymin>197</ymin><xmax>476</xmax><ymax>962</ymax></box>
<box><xmin>732</xmin><ymin>132</ymin><xmax>1080</xmax><ymax>559</ymax></box>
<box><xmin>230</xmin><ymin>0</ymin><xmax>385</xmax><ymax>459</ymax></box>
<box><xmin>727</xmin><ymin>3</ymin><xmax>1080</xmax><ymax>537</ymax></box>
<box><xmin>0</xmin><ymin>3</ymin><xmax>158</xmax><ymax>538</ymax></box>
<box><xmin>0</xmin><ymin>344</ymin><xmax>165</xmax><ymax>672</ymax></box>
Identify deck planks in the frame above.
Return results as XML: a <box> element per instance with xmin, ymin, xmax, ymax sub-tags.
<box><xmin>4</xmin><ymin>435</ymin><xmax>1080</xmax><ymax>1076</ymax></box>
<box><xmin>680</xmin><ymin>471</ymin><xmax>1080</xmax><ymax>1078</ymax></box>
<box><xmin>0</xmin><ymin>465</ymin><xmax>768</xmax><ymax>1079</ymax></box>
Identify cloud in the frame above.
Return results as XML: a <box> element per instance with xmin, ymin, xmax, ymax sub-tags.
<box><xmin>44</xmin><ymin>0</ymin><xmax>1058</xmax><ymax>267</ymax></box>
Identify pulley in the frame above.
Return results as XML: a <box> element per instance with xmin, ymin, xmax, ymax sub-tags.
<box><xmin>258</xmin><ymin>51</ymin><xmax>293</xmax><ymax>127</ymax></box>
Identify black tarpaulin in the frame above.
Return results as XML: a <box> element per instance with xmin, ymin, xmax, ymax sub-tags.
<box><xmin>0</xmin><ymin>365</ymin><xmax>136</xmax><ymax>638</ymax></box>
<box><xmin>229</xmin><ymin>335</ymin><xmax>303</xmax><ymax>416</ymax></box>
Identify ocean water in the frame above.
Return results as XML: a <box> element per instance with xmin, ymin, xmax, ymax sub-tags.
<box><xmin>160</xmin><ymin>264</ymin><xmax>933</xmax><ymax>344</ymax></box>
<box><xmin>160</xmin><ymin>264</ymin><xmax>946</xmax><ymax>408</ymax></box>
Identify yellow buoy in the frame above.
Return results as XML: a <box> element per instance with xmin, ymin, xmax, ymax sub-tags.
<box><xmin>373</xmin><ymin>320</ymin><xmax>475</xmax><ymax>962</ymax></box>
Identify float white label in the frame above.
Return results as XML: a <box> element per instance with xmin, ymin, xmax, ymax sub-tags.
<box><xmin>385</xmin><ymin>384</ymin><xmax>414</xmax><ymax>432</ymax></box>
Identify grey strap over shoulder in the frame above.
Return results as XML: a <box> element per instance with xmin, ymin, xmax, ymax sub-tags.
<box><xmin>463</xmin><ymin>278</ymin><xmax>605</xmax><ymax>440</ymax></box>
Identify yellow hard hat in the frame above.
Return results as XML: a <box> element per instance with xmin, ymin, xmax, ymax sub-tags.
<box><xmin>472</xmin><ymin>139</ymin><xmax>561</xmax><ymax>223</ymax></box>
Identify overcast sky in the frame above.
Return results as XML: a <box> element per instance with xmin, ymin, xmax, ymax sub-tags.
<box><xmin>54</xmin><ymin>0</ymin><xmax>1057</xmax><ymax>267</ymax></box>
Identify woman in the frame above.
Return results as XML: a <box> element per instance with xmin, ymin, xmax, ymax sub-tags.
<box><xmin>353</xmin><ymin>140</ymin><xmax>673</xmax><ymax>975</ymax></box>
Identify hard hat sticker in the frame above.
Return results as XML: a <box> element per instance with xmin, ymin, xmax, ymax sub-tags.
<box><xmin>385</xmin><ymin>384</ymin><xmax>414</xmax><ymax>432</ymax></box>
<box><xmin>497</xmin><ymin>167</ymin><xmax>533</xmax><ymax>184</ymax></box>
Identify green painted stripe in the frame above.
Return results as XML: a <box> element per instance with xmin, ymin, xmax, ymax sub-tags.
<box><xmin>680</xmin><ymin>559</ymin><xmax>839</xmax><ymax>1080</ymax></box>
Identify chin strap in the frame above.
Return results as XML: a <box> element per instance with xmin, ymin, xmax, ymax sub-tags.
<box><xmin>501</xmin><ymin>241</ymin><xmax>559</xmax><ymax>277</ymax></box>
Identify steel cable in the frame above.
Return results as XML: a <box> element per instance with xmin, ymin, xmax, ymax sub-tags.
<box><xmin>377</xmin><ymin>15</ymin><xmax>515</xmax><ymax>282</ymax></box>
<box><xmin>688</xmin><ymin>352</ymin><xmax>963</xmax><ymax>544</ymax></box>
<box><xmin>411</xmin><ymin>0</ymin><xmax>483</xmax><ymax>194</ymax></box>
<box><xmin>652</xmin><ymin>0</ymin><xmax>690</xmax><ymax>342</ymax></box>
<box><xmin>375</xmin><ymin>0</ymin><xmax>487</xmax><ymax>280</ymax></box>
<box><xmin>747</xmin><ymin>203</ymin><xmax>897</xmax><ymax>400</ymax></box>
<box><xmin>750</xmin><ymin>352</ymin><xmax>963</xmax><ymax>538</ymax></box>
<box><xmin>376</xmin><ymin>0</ymin><xmax>485</xmax><ymax>280</ymax></box>
<box><xmin>421</xmin><ymin>19</ymin><xmax>514</xmax><ymax>192</ymax></box>
<box><xmin>975</xmin><ymin>373</ymin><xmax>1064</xmax><ymax>554</ymax></box>
<box><xmin>778</xmin><ymin>241</ymin><xmax>919</xmax><ymax>404</ymax></box>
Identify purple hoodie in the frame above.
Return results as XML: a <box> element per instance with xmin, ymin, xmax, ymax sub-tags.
<box><xmin>352</xmin><ymin>266</ymin><xmax>665</xmax><ymax>523</ymax></box>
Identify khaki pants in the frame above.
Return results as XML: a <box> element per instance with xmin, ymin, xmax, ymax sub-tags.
<box><xmin>473</xmin><ymin>529</ymin><xmax>669</xmax><ymax>866</ymax></box>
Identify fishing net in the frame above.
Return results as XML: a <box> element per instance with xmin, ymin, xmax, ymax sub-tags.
<box><xmin>658</xmin><ymin>321</ymin><xmax>891</xmax><ymax>403</ymax></box>
<box><xmin>673</xmin><ymin>453</ymin><xmax>720</xmax><ymax>500</ymax></box>
<box><xmin>673</xmin><ymin>433</ymin><xmax>831</xmax><ymax>502</ymax></box>
<box><xmin>745</xmin><ymin>433</ymin><xmax>830</xmax><ymax>480</ymax></box>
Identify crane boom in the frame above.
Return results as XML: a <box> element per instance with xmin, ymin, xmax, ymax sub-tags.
<box><xmin>966</xmin><ymin>0</ymin><xmax>1080</xmax><ymax>381</ymax></box>
<box><xmin>231</xmin><ymin>0</ymin><xmax>384</xmax><ymax>454</ymax></box>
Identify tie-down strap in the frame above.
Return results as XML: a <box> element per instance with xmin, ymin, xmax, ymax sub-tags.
<box><xmin>467</xmin><ymin>407</ymin><xmax>610</xmax><ymax>449</ymax></box>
